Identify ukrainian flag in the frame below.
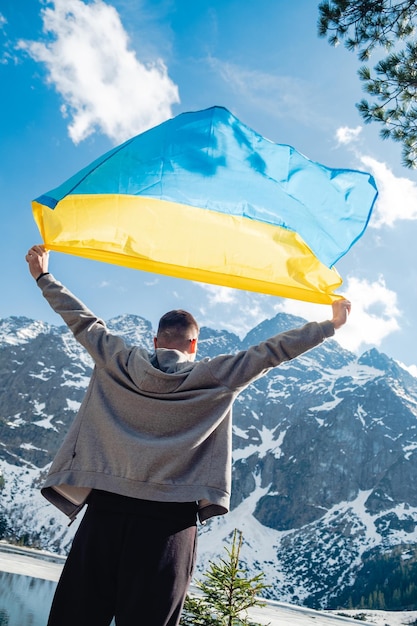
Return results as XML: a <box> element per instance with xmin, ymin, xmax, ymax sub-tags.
<box><xmin>32</xmin><ymin>106</ymin><xmax>377</xmax><ymax>304</ymax></box>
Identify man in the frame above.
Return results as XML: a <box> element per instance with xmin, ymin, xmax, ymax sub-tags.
<box><xmin>25</xmin><ymin>244</ymin><xmax>351</xmax><ymax>626</ymax></box>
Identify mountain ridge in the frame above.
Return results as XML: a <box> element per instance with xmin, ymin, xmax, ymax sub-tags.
<box><xmin>1</xmin><ymin>312</ymin><xmax>416</xmax><ymax>610</ymax></box>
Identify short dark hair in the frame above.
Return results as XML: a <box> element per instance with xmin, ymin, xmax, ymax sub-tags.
<box><xmin>157</xmin><ymin>310</ymin><xmax>199</xmax><ymax>341</ymax></box>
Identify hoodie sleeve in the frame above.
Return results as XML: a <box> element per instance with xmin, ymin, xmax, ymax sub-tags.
<box><xmin>207</xmin><ymin>320</ymin><xmax>335</xmax><ymax>393</ymax></box>
<box><xmin>37</xmin><ymin>273</ymin><xmax>130</xmax><ymax>366</ymax></box>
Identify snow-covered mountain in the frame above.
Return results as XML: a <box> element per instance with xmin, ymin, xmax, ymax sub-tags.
<box><xmin>1</xmin><ymin>313</ymin><xmax>417</xmax><ymax>610</ymax></box>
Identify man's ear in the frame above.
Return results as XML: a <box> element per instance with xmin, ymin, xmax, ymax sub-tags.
<box><xmin>189</xmin><ymin>338</ymin><xmax>197</xmax><ymax>354</ymax></box>
<box><xmin>153</xmin><ymin>336</ymin><xmax>158</xmax><ymax>350</ymax></box>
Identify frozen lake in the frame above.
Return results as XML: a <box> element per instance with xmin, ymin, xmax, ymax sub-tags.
<box><xmin>1</xmin><ymin>541</ymin><xmax>415</xmax><ymax>626</ymax></box>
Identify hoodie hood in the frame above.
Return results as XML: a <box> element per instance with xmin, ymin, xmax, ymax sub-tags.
<box><xmin>151</xmin><ymin>348</ymin><xmax>196</xmax><ymax>374</ymax></box>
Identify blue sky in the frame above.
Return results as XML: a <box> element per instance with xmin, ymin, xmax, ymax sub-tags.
<box><xmin>1</xmin><ymin>0</ymin><xmax>416</xmax><ymax>374</ymax></box>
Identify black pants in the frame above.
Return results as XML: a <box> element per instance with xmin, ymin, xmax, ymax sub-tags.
<box><xmin>47</xmin><ymin>491</ymin><xmax>198</xmax><ymax>626</ymax></box>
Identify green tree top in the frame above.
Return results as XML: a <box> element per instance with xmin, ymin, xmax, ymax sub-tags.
<box><xmin>180</xmin><ymin>529</ymin><xmax>269</xmax><ymax>626</ymax></box>
<box><xmin>318</xmin><ymin>0</ymin><xmax>417</xmax><ymax>168</ymax></box>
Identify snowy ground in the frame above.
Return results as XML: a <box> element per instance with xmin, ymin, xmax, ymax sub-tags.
<box><xmin>1</xmin><ymin>542</ymin><xmax>417</xmax><ymax>626</ymax></box>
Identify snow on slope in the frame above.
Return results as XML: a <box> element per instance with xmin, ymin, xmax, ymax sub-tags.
<box><xmin>196</xmin><ymin>476</ymin><xmax>417</xmax><ymax>605</ymax></box>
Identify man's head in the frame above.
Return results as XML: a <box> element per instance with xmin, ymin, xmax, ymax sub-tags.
<box><xmin>154</xmin><ymin>310</ymin><xmax>199</xmax><ymax>358</ymax></box>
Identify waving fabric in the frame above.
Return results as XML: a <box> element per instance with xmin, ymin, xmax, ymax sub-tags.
<box><xmin>32</xmin><ymin>106</ymin><xmax>377</xmax><ymax>304</ymax></box>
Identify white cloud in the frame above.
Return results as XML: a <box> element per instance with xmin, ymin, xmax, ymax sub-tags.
<box><xmin>359</xmin><ymin>155</ymin><xmax>417</xmax><ymax>227</ymax></box>
<box><xmin>335</xmin><ymin>125</ymin><xmax>362</xmax><ymax>145</ymax></box>
<box><xmin>398</xmin><ymin>361</ymin><xmax>417</xmax><ymax>378</ymax></box>
<box><xmin>0</xmin><ymin>12</ymin><xmax>13</xmax><ymax>65</ymax></box>
<box><xmin>333</xmin><ymin>127</ymin><xmax>417</xmax><ymax>227</ymax></box>
<box><xmin>96</xmin><ymin>279</ymin><xmax>127</xmax><ymax>293</ymax></box>
<box><xmin>208</xmin><ymin>57</ymin><xmax>321</xmax><ymax>127</ymax></box>
<box><xmin>144</xmin><ymin>278</ymin><xmax>159</xmax><ymax>287</ymax></box>
<box><xmin>196</xmin><ymin>284</ymin><xmax>278</xmax><ymax>337</ymax></box>
<box><xmin>337</xmin><ymin>275</ymin><xmax>401</xmax><ymax>352</ymax></box>
<box><xmin>197</xmin><ymin>284</ymin><xmax>237</xmax><ymax>305</ymax></box>
<box><xmin>274</xmin><ymin>275</ymin><xmax>401</xmax><ymax>354</ymax></box>
<box><xmin>18</xmin><ymin>0</ymin><xmax>179</xmax><ymax>144</ymax></box>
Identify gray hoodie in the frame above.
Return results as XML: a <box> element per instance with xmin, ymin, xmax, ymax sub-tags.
<box><xmin>37</xmin><ymin>274</ymin><xmax>335</xmax><ymax>524</ymax></box>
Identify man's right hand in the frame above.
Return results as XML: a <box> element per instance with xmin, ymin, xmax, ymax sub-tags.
<box><xmin>25</xmin><ymin>245</ymin><xmax>49</xmax><ymax>280</ymax></box>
